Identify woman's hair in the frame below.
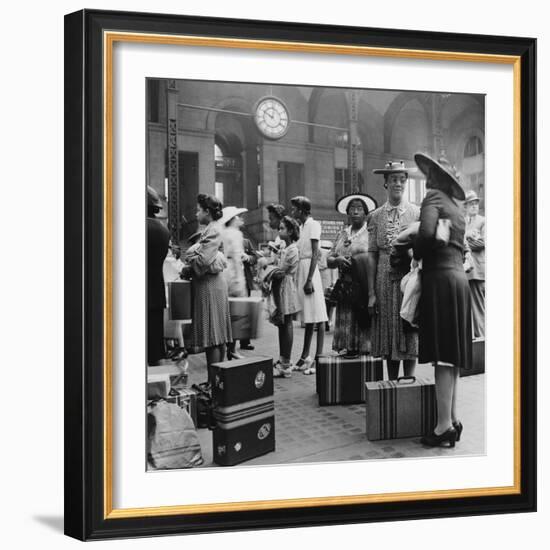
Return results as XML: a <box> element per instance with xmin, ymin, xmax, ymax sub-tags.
<box><xmin>280</xmin><ymin>215</ymin><xmax>300</xmax><ymax>242</ymax></box>
<box><xmin>346</xmin><ymin>198</ymin><xmax>369</xmax><ymax>215</ymax></box>
<box><xmin>266</xmin><ymin>203</ymin><xmax>286</xmax><ymax>219</ymax></box>
<box><xmin>290</xmin><ymin>195</ymin><xmax>311</xmax><ymax>214</ymax></box>
<box><xmin>197</xmin><ymin>193</ymin><xmax>223</xmax><ymax>221</ymax></box>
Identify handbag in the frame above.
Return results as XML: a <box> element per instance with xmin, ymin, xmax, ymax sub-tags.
<box><xmin>329</xmin><ymin>277</ymin><xmax>357</xmax><ymax>305</ymax></box>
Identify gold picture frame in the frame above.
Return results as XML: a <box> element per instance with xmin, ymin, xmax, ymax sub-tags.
<box><xmin>65</xmin><ymin>9</ymin><xmax>536</xmax><ymax>540</ymax></box>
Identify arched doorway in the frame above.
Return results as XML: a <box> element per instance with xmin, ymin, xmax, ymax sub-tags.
<box><xmin>214</xmin><ymin>138</ymin><xmax>243</xmax><ymax>207</ymax></box>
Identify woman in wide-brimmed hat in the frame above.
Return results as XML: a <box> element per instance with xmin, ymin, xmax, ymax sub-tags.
<box><xmin>219</xmin><ymin>206</ymin><xmax>250</xmax><ymax>360</ymax></box>
<box><xmin>413</xmin><ymin>153</ymin><xmax>472</xmax><ymax>448</ymax></box>
<box><xmin>328</xmin><ymin>193</ymin><xmax>377</xmax><ymax>355</ymax></box>
<box><xmin>366</xmin><ymin>161</ymin><xmax>420</xmax><ymax>379</ymax></box>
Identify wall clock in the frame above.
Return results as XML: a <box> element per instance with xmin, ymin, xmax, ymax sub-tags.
<box><xmin>253</xmin><ymin>96</ymin><xmax>290</xmax><ymax>140</ymax></box>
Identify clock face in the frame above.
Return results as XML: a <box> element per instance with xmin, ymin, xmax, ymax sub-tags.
<box><xmin>253</xmin><ymin>96</ymin><xmax>290</xmax><ymax>140</ymax></box>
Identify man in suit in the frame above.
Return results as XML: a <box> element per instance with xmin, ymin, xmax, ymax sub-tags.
<box><xmin>147</xmin><ymin>186</ymin><xmax>170</xmax><ymax>365</ymax></box>
<box><xmin>464</xmin><ymin>190</ymin><xmax>485</xmax><ymax>338</ymax></box>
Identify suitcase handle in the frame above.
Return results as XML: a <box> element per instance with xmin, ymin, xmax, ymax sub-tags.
<box><xmin>397</xmin><ymin>376</ymin><xmax>416</xmax><ymax>384</ymax></box>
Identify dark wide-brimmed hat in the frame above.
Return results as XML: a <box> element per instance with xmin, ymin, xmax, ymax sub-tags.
<box><xmin>414</xmin><ymin>153</ymin><xmax>466</xmax><ymax>201</ymax></box>
<box><xmin>372</xmin><ymin>160</ymin><xmax>413</xmax><ymax>176</ymax></box>
<box><xmin>335</xmin><ymin>193</ymin><xmax>377</xmax><ymax>215</ymax></box>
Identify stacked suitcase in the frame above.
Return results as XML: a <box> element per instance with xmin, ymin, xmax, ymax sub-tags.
<box><xmin>316</xmin><ymin>354</ymin><xmax>384</xmax><ymax>405</ymax></box>
<box><xmin>210</xmin><ymin>356</ymin><xmax>275</xmax><ymax>466</ymax></box>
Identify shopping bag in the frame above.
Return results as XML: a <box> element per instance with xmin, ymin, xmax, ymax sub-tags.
<box><xmin>147</xmin><ymin>400</ymin><xmax>203</xmax><ymax>469</ymax></box>
<box><xmin>400</xmin><ymin>263</ymin><xmax>421</xmax><ymax>327</ymax></box>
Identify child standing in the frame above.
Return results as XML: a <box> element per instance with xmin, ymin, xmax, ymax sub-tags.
<box><xmin>271</xmin><ymin>216</ymin><xmax>301</xmax><ymax>378</ymax></box>
<box><xmin>290</xmin><ymin>196</ymin><xmax>328</xmax><ymax>375</ymax></box>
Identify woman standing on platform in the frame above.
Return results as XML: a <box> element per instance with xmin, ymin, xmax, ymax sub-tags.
<box><xmin>290</xmin><ymin>195</ymin><xmax>328</xmax><ymax>375</ymax></box>
<box><xmin>180</xmin><ymin>194</ymin><xmax>232</xmax><ymax>378</ymax></box>
<box><xmin>413</xmin><ymin>153</ymin><xmax>472</xmax><ymax>448</ymax></box>
<box><xmin>367</xmin><ymin>161</ymin><xmax>419</xmax><ymax>380</ymax></box>
<box><xmin>328</xmin><ymin>194</ymin><xmax>377</xmax><ymax>355</ymax></box>
<box><xmin>220</xmin><ymin>206</ymin><xmax>249</xmax><ymax>360</ymax></box>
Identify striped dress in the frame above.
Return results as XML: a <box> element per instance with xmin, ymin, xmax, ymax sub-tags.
<box><xmin>184</xmin><ymin>222</ymin><xmax>232</xmax><ymax>352</ymax></box>
<box><xmin>368</xmin><ymin>201</ymin><xmax>419</xmax><ymax>361</ymax></box>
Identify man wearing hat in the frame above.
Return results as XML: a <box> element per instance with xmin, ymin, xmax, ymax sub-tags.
<box><xmin>367</xmin><ymin>161</ymin><xmax>420</xmax><ymax>380</ymax></box>
<box><xmin>464</xmin><ymin>190</ymin><xmax>485</xmax><ymax>338</ymax></box>
<box><xmin>147</xmin><ymin>185</ymin><xmax>170</xmax><ymax>365</ymax></box>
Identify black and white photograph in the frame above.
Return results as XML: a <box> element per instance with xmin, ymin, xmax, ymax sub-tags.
<box><xmin>145</xmin><ymin>79</ymin><xmax>486</xmax><ymax>470</ymax></box>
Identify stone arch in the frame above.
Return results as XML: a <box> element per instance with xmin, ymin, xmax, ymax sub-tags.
<box><xmin>309</xmin><ymin>88</ymin><xmax>349</xmax><ymax>146</ymax></box>
<box><xmin>206</xmin><ymin>96</ymin><xmax>253</xmax><ymax>132</ymax></box>
<box><xmin>384</xmin><ymin>92</ymin><xmax>432</xmax><ymax>153</ymax></box>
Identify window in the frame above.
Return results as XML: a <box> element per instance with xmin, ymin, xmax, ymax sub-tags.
<box><xmin>464</xmin><ymin>135</ymin><xmax>483</xmax><ymax>158</ymax></box>
<box><xmin>334</xmin><ymin>169</ymin><xmax>365</xmax><ymax>201</ymax></box>
<box><xmin>147</xmin><ymin>80</ymin><xmax>160</xmax><ymax>123</ymax></box>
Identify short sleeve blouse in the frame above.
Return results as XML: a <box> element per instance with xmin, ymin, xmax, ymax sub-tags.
<box><xmin>297</xmin><ymin>217</ymin><xmax>322</xmax><ymax>259</ymax></box>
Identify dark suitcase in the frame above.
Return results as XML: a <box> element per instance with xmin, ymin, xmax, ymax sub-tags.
<box><xmin>213</xmin><ymin>398</ymin><xmax>275</xmax><ymax>466</ymax></box>
<box><xmin>365</xmin><ymin>376</ymin><xmax>437</xmax><ymax>440</ymax></box>
<box><xmin>316</xmin><ymin>354</ymin><xmax>383</xmax><ymax>405</ymax></box>
<box><xmin>167</xmin><ymin>280</ymin><xmax>192</xmax><ymax>320</ymax></box>
<box><xmin>210</xmin><ymin>356</ymin><xmax>273</xmax><ymax>408</ymax></box>
<box><xmin>460</xmin><ymin>338</ymin><xmax>485</xmax><ymax>377</ymax></box>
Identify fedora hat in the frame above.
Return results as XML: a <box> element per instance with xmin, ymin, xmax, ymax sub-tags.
<box><xmin>219</xmin><ymin>206</ymin><xmax>248</xmax><ymax>226</ymax></box>
<box><xmin>372</xmin><ymin>160</ymin><xmax>414</xmax><ymax>176</ymax></box>
<box><xmin>414</xmin><ymin>153</ymin><xmax>466</xmax><ymax>201</ymax></box>
<box><xmin>464</xmin><ymin>189</ymin><xmax>480</xmax><ymax>203</ymax></box>
<box><xmin>147</xmin><ymin>185</ymin><xmax>162</xmax><ymax>209</ymax></box>
<box><xmin>335</xmin><ymin>193</ymin><xmax>377</xmax><ymax>215</ymax></box>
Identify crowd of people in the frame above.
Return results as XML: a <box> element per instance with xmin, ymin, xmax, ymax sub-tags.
<box><xmin>147</xmin><ymin>152</ymin><xmax>485</xmax><ymax>449</ymax></box>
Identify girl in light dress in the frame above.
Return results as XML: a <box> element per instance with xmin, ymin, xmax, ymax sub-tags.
<box><xmin>271</xmin><ymin>216</ymin><xmax>301</xmax><ymax>378</ymax></box>
<box><xmin>290</xmin><ymin>196</ymin><xmax>328</xmax><ymax>375</ymax></box>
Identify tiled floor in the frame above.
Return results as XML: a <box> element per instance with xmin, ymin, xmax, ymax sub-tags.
<box><xmin>183</xmin><ymin>316</ymin><xmax>486</xmax><ymax>468</ymax></box>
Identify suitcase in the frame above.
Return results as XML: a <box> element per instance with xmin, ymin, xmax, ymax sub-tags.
<box><xmin>365</xmin><ymin>376</ymin><xmax>437</xmax><ymax>440</ymax></box>
<box><xmin>167</xmin><ymin>280</ymin><xmax>192</xmax><ymax>320</ymax></box>
<box><xmin>460</xmin><ymin>338</ymin><xmax>485</xmax><ymax>377</ymax></box>
<box><xmin>147</xmin><ymin>373</ymin><xmax>171</xmax><ymax>399</ymax></box>
<box><xmin>316</xmin><ymin>354</ymin><xmax>383</xmax><ymax>405</ymax></box>
<box><xmin>210</xmin><ymin>356</ymin><xmax>273</xmax><ymax>408</ymax></box>
<box><xmin>213</xmin><ymin>398</ymin><xmax>275</xmax><ymax>466</ymax></box>
<box><xmin>165</xmin><ymin>388</ymin><xmax>198</xmax><ymax>427</ymax></box>
<box><xmin>148</xmin><ymin>362</ymin><xmax>188</xmax><ymax>390</ymax></box>
<box><xmin>228</xmin><ymin>297</ymin><xmax>262</xmax><ymax>340</ymax></box>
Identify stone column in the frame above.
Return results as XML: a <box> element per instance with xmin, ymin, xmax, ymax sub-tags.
<box><xmin>166</xmin><ymin>80</ymin><xmax>180</xmax><ymax>243</ymax></box>
<box><xmin>431</xmin><ymin>94</ymin><xmax>447</xmax><ymax>159</ymax></box>
<box><xmin>346</xmin><ymin>90</ymin><xmax>360</xmax><ymax>192</ymax></box>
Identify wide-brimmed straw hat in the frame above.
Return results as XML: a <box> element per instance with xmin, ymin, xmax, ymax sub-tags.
<box><xmin>372</xmin><ymin>160</ymin><xmax>413</xmax><ymax>176</ymax></box>
<box><xmin>463</xmin><ymin>189</ymin><xmax>480</xmax><ymax>203</ymax></box>
<box><xmin>219</xmin><ymin>206</ymin><xmax>248</xmax><ymax>226</ymax></box>
<box><xmin>414</xmin><ymin>153</ymin><xmax>466</xmax><ymax>201</ymax></box>
<box><xmin>335</xmin><ymin>193</ymin><xmax>377</xmax><ymax>215</ymax></box>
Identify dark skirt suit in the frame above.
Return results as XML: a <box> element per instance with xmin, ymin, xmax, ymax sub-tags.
<box><xmin>413</xmin><ymin>189</ymin><xmax>472</xmax><ymax>370</ymax></box>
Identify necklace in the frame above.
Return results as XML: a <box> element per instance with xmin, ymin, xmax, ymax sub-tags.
<box><xmin>344</xmin><ymin>222</ymin><xmax>367</xmax><ymax>245</ymax></box>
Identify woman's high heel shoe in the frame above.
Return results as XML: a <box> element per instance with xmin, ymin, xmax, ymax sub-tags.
<box><xmin>453</xmin><ymin>421</ymin><xmax>463</xmax><ymax>442</ymax></box>
<box><xmin>420</xmin><ymin>427</ymin><xmax>457</xmax><ymax>448</ymax></box>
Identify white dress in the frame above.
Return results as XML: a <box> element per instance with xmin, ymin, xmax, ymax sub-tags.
<box><xmin>221</xmin><ymin>225</ymin><xmax>247</xmax><ymax>297</ymax></box>
<box><xmin>296</xmin><ymin>217</ymin><xmax>329</xmax><ymax>323</ymax></box>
